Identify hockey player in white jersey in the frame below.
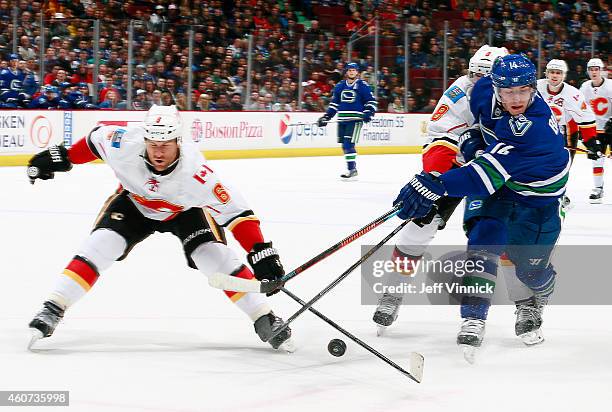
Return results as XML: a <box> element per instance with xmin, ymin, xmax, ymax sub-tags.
<box><xmin>580</xmin><ymin>58</ymin><xmax>612</xmax><ymax>203</ymax></box>
<box><xmin>26</xmin><ymin>105</ymin><xmax>295</xmax><ymax>352</ymax></box>
<box><xmin>372</xmin><ymin>45</ymin><xmax>508</xmax><ymax>335</ymax></box>
<box><xmin>537</xmin><ymin>59</ymin><xmax>597</xmax><ymax>207</ymax></box>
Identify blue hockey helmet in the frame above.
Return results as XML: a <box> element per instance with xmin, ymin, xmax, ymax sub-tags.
<box><xmin>345</xmin><ymin>62</ymin><xmax>360</xmax><ymax>71</ymax></box>
<box><xmin>491</xmin><ymin>54</ymin><xmax>536</xmax><ymax>89</ymax></box>
<box><xmin>9</xmin><ymin>53</ymin><xmax>19</xmax><ymax>61</ymax></box>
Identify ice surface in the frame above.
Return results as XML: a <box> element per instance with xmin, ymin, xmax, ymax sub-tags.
<box><xmin>1</xmin><ymin>154</ymin><xmax>611</xmax><ymax>411</ymax></box>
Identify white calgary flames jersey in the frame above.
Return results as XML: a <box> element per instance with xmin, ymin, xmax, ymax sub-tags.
<box><xmin>88</xmin><ymin>125</ymin><xmax>252</xmax><ymax>225</ymax></box>
<box><xmin>580</xmin><ymin>78</ymin><xmax>612</xmax><ymax>132</ymax></box>
<box><xmin>425</xmin><ymin>75</ymin><xmax>475</xmax><ymax>144</ymax></box>
<box><xmin>537</xmin><ymin>79</ymin><xmax>595</xmax><ymax>128</ymax></box>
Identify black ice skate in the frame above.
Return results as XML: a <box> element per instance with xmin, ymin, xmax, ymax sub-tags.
<box><xmin>28</xmin><ymin>301</ymin><xmax>65</xmax><ymax>349</ymax></box>
<box><xmin>589</xmin><ymin>187</ymin><xmax>604</xmax><ymax>204</ymax></box>
<box><xmin>373</xmin><ymin>293</ymin><xmax>403</xmax><ymax>336</ymax></box>
<box><xmin>515</xmin><ymin>297</ymin><xmax>545</xmax><ymax>346</ymax></box>
<box><xmin>457</xmin><ymin>318</ymin><xmax>486</xmax><ymax>364</ymax></box>
<box><xmin>254</xmin><ymin>312</ymin><xmax>295</xmax><ymax>353</ymax></box>
<box><xmin>340</xmin><ymin>169</ymin><xmax>358</xmax><ymax>181</ymax></box>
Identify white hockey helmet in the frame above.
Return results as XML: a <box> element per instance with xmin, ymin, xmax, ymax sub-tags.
<box><xmin>546</xmin><ymin>59</ymin><xmax>568</xmax><ymax>80</ymax></box>
<box><xmin>143</xmin><ymin>105</ymin><xmax>182</xmax><ymax>143</ymax></box>
<box><xmin>587</xmin><ymin>58</ymin><xmax>605</xmax><ymax>69</ymax></box>
<box><xmin>469</xmin><ymin>45</ymin><xmax>509</xmax><ymax>76</ymax></box>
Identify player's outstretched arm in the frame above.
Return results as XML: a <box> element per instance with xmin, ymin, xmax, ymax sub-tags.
<box><xmin>27</xmin><ymin>145</ymin><xmax>73</xmax><ymax>184</ymax></box>
<box><xmin>27</xmin><ymin>132</ymin><xmax>101</xmax><ymax>184</ymax></box>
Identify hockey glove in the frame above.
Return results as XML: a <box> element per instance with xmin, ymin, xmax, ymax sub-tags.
<box><xmin>362</xmin><ymin>111</ymin><xmax>373</xmax><ymax>123</ymax></box>
<box><xmin>457</xmin><ymin>129</ymin><xmax>486</xmax><ymax>163</ymax></box>
<box><xmin>27</xmin><ymin>144</ymin><xmax>73</xmax><ymax>184</ymax></box>
<box><xmin>393</xmin><ymin>172</ymin><xmax>446</xmax><ymax>220</ymax></box>
<box><xmin>247</xmin><ymin>242</ymin><xmax>285</xmax><ymax>295</ymax></box>
<box><xmin>605</xmin><ymin>118</ymin><xmax>612</xmax><ymax>136</ymax></box>
<box><xmin>583</xmin><ymin>137</ymin><xmax>603</xmax><ymax>160</ymax></box>
<box><xmin>317</xmin><ymin>115</ymin><xmax>330</xmax><ymax>127</ymax></box>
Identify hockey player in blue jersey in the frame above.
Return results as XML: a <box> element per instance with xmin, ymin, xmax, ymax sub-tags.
<box><xmin>394</xmin><ymin>54</ymin><xmax>572</xmax><ymax>361</ymax></box>
<box><xmin>317</xmin><ymin>62</ymin><xmax>377</xmax><ymax>180</ymax></box>
<box><xmin>29</xmin><ymin>86</ymin><xmax>61</xmax><ymax>109</ymax></box>
<box><xmin>0</xmin><ymin>54</ymin><xmax>26</xmax><ymax>108</ymax></box>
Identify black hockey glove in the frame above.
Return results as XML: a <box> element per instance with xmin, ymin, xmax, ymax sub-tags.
<box><xmin>362</xmin><ymin>110</ymin><xmax>373</xmax><ymax>123</ymax></box>
<box><xmin>583</xmin><ymin>137</ymin><xmax>603</xmax><ymax>160</ymax></box>
<box><xmin>27</xmin><ymin>144</ymin><xmax>73</xmax><ymax>184</ymax></box>
<box><xmin>317</xmin><ymin>115</ymin><xmax>330</xmax><ymax>127</ymax></box>
<box><xmin>247</xmin><ymin>242</ymin><xmax>285</xmax><ymax>295</ymax></box>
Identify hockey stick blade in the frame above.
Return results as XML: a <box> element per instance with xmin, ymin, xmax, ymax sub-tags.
<box><xmin>207</xmin><ymin>273</ymin><xmax>284</xmax><ymax>294</ymax></box>
<box><xmin>409</xmin><ymin>352</ymin><xmax>425</xmax><ymax>383</ymax></box>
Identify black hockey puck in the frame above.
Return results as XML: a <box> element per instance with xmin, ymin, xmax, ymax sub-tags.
<box><xmin>327</xmin><ymin>338</ymin><xmax>346</xmax><ymax>357</ymax></box>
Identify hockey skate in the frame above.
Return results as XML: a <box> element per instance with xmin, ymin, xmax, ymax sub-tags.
<box><xmin>254</xmin><ymin>312</ymin><xmax>296</xmax><ymax>353</ymax></box>
<box><xmin>457</xmin><ymin>318</ymin><xmax>486</xmax><ymax>364</ymax></box>
<box><xmin>589</xmin><ymin>187</ymin><xmax>604</xmax><ymax>204</ymax></box>
<box><xmin>28</xmin><ymin>301</ymin><xmax>65</xmax><ymax>350</ymax></box>
<box><xmin>340</xmin><ymin>169</ymin><xmax>358</xmax><ymax>181</ymax></box>
<box><xmin>373</xmin><ymin>293</ymin><xmax>403</xmax><ymax>336</ymax></box>
<box><xmin>515</xmin><ymin>297</ymin><xmax>545</xmax><ymax>346</ymax></box>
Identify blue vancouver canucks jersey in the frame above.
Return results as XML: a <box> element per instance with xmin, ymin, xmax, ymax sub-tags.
<box><xmin>325</xmin><ymin>79</ymin><xmax>377</xmax><ymax>121</ymax></box>
<box><xmin>440</xmin><ymin>76</ymin><xmax>570</xmax><ymax>207</ymax></box>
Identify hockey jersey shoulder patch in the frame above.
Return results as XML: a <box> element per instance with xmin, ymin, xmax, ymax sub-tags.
<box><xmin>444</xmin><ymin>86</ymin><xmax>466</xmax><ymax>103</ymax></box>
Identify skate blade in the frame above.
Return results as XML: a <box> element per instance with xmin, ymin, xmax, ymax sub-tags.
<box><xmin>519</xmin><ymin>329</ymin><xmax>544</xmax><ymax>346</ymax></box>
<box><xmin>28</xmin><ymin>328</ymin><xmax>43</xmax><ymax>351</ymax></box>
<box><xmin>339</xmin><ymin>175</ymin><xmax>358</xmax><ymax>182</ymax></box>
<box><xmin>376</xmin><ymin>325</ymin><xmax>387</xmax><ymax>337</ymax></box>
<box><xmin>277</xmin><ymin>338</ymin><xmax>296</xmax><ymax>353</ymax></box>
<box><xmin>589</xmin><ymin>198</ymin><xmax>603</xmax><ymax>204</ymax></box>
<box><xmin>459</xmin><ymin>344</ymin><xmax>478</xmax><ymax>364</ymax></box>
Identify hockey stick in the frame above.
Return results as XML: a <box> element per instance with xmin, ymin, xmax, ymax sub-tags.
<box><xmin>566</xmin><ymin>146</ymin><xmax>612</xmax><ymax>159</ymax></box>
<box><xmin>208</xmin><ymin>203</ymin><xmax>403</xmax><ymax>292</ymax></box>
<box><xmin>280</xmin><ymin>287</ymin><xmax>424</xmax><ymax>382</ymax></box>
<box><xmin>270</xmin><ymin>219</ymin><xmax>410</xmax><ymax>341</ymax></box>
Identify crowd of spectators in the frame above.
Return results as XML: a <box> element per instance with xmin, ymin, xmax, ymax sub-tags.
<box><xmin>0</xmin><ymin>0</ymin><xmax>609</xmax><ymax>113</ymax></box>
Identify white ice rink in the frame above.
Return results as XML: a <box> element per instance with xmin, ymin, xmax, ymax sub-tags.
<box><xmin>1</xmin><ymin>153</ymin><xmax>611</xmax><ymax>411</ymax></box>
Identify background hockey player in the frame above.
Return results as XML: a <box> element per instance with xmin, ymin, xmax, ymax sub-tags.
<box><xmin>317</xmin><ymin>62</ymin><xmax>377</xmax><ymax>180</ymax></box>
<box><xmin>26</xmin><ymin>105</ymin><xmax>294</xmax><ymax>352</ymax></box>
<box><xmin>394</xmin><ymin>55</ymin><xmax>569</xmax><ymax>361</ymax></box>
<box><xmin>372</xmin><ymin>45</ymin><xmax>508</xmax><ymax>335</ymax></box>
<box><xmin>579</xmin><ymin>58</ymin><xmax>612</xmax><ymax>203</ymax></box>
<box><xmin>537</xmin><ymin>59</ymin><xmax>597</xmax><ymax>207</ymax></box>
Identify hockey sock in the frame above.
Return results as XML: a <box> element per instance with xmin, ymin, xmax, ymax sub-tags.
<box><xmin>190</xmin><ymin>243</ymin><xmax>271</xmax><ymax>322</ymax></box>
<box><xmin>224</xmin><ymin>266</ymin><xmax>271</xmax><ymax>321</ymax></box>
<box><xmin>593</xmin><ymin>157</ymin><xmax>604</xmax><ymax>188</ymax></box>
<box><xmin>49</xmin><ymin>256</ymin><xmax>100</xmax><ymax>309</ymax></box>
<box><xmin>344</xmin><ymin>152</ymin><xmax>356</xmax><ymax>170</ymax></box>
<box><xmin>515</xmin><ymin>265</ymin><xmax>556</xmax><ymax>298</ymax></box>
<box><xmin>459</xmin><ymin>251</ymin><xmax>497</xmax><ymax>320</ymax></box>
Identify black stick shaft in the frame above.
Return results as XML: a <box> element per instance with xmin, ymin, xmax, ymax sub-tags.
<box><xmin>281</xmin><ymin>203</ymin><xmax>402</xmax><ymax>283</ymax></box>
<box><xmin>280</xmin><ymin>287</ymin><xmax>421</xmax><ymax>382</ymax></box>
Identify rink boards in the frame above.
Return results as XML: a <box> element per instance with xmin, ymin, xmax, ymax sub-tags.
<box><xmin>0</xmin><ymin>110</ymin><xmax>429</xmax><ymax>166</ymax></box>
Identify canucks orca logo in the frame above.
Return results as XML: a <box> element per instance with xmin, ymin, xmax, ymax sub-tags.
<box><xmin>509</xmin><ymin>114</ymin><xmax>532</xmax><ymax>136</ymax></box>
<box><xmin>279</xmin><ymin>114</ymin><xmax>292</xmax><ymax>144</ymax></box>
